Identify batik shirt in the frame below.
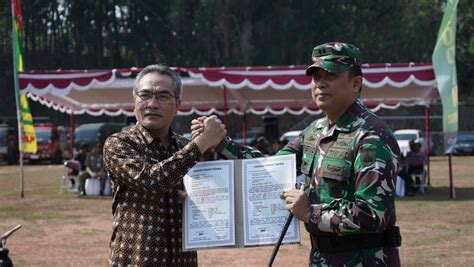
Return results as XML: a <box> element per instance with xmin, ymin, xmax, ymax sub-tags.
<box><xmin>103</xmin><ymin>124</ymin><xmax>202</xmax><ymax>266</ymax></box>
<box><xmin>219</xmin><ymin>99</ymin><xmax>401</xmax><ymax>266</ymax></box>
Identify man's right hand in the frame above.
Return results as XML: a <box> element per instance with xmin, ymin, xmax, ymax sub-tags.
<box><xmin>192</xmin><ymin>115</ymin><xmax>226</xmax><ymax>153</ymax></box>
<box><xmin>190</xmin><ymin>116</ymin><xmax>206</xmax><ymax>140</ymax></box>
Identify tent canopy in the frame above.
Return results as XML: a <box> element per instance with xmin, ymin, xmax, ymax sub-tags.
<box><xmin>19</xmin><ymin>63</ymin><xmax>437</xmax><ymax>116</ymax></box>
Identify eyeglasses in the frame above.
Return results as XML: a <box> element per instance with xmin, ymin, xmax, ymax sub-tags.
<box><xmin>135</xmin><ymin>91</ymin><xmax>178</xmax><ymax>103</ymax></box>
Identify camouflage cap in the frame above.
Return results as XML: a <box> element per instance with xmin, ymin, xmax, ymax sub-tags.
<box><xmin>305</xmin><ymin>42</ymin><xmax>362</xmax><ymax>76</ymax></box>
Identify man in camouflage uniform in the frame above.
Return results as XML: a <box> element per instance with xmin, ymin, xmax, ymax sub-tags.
<box><xmin>192</xmin><ymin>42</ymin><xmax>401</xmax><ymax>266</ymax></box>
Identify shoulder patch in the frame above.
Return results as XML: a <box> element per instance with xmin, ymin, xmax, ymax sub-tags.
<box><xmin>360</xmin><ymin>148</ymin><xmax>376</xmax><ymax>166</ymax></box>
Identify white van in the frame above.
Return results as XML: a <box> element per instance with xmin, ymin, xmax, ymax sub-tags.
<box><xmin>394</xmin><ymin>129</ymin><xmax>425</xmax><ymax>157</ymax></box>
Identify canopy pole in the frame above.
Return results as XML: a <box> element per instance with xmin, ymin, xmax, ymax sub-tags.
<box><xmin>425</xmin><ymin>107</ymin><xmax>430</xmax><ymax>185</ymax></box>
<box><xmin>448</xmin><ymin>154</ymin><xmax>455</xmax><ymax>199</ymax></box>
<box><xmin>223</xmin><ymin>86</ymin><xmax>228</xmax><ymax>129</ymax></box>
<box><xmin>69</xmin><ymin>112</ymin><xmax>74</xmax><ymax>159</ymax></box>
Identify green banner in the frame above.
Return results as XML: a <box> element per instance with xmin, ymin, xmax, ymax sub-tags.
<box><xmin>432</xmin><ymin>0</ymin><xmax>459</xmax><ymax>154</ymax></box>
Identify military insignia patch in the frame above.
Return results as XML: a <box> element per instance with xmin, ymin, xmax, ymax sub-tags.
<box><xmin>327</xmin><ymin>164</ymin><xmax>343</xmax><ymax>175</ymax></box>
<box><xmin>360</xmin><ymin>148</ymin><xmax>376</xmax><ymax>166</ymax></box>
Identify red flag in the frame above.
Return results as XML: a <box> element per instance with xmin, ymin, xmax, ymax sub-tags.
<box><xmin>11</xmin><ymin>0</ymin><xmax>23</xmax><ymax>29</ymax></box>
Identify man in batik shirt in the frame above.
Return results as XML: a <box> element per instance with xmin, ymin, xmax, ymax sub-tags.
<box><xmin>192</xmin><ymin>42</ymin><xmax>401</xmax><ymax>266</ymax></box>
<box><xmin>103</xmin><ymin>64</ymin><xmax>226</xmax><ymax>266</ymax></box>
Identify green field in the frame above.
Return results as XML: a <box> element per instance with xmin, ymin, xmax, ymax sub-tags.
<box><xmin>1</xmin><ymin>156</ymin><xmax>473</xmax><ymax>266</ymax></box>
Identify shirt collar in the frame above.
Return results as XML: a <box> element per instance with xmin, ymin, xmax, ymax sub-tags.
<box><xmin>135</xmin><ymin>123</ymin><xmax>178</xmax><ymax>146</ymax></box>
<box><xmin>317</xmin><ymin>99</ymin><xmax>365</xmax><ymax>133</ymax></box>
<box><xmin>334</xmin><ymin>99</ymin><xmax>365</xmax><ymax>132</ymax></box>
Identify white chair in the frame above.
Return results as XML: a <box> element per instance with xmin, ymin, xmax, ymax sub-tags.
<box><xmin>406</xmin><ymin>165</ymin><xmax>427</xmax><ymax>193</ymax></box>
<box><xmin>61</xmin><ymin>160</ymin><xmax>80</xmax><ymax>193</ymax></box>
<box><xmin>411</xmin><ymin>169</ymin><xmax>427</xmax><ymax>193</ymax></box>
<box><xmin>395</xmin><ymin>176</ymin><xmax>405</xmax><ymax>197</ymax></box>
<box><xmin>85</xmin><ymin>178</ymin><xmax>101</xmax><ymax>196</ymax></box>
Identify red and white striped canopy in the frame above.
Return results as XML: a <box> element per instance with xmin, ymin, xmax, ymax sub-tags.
<box><xmin>19</xmin><ymin>63</ymin><xmax>437</xmax><ymax>116</ymax></box>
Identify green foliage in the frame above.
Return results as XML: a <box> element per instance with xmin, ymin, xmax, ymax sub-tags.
<box><xmin>0</xmin><ymin>0</ymin><xmax>473</xmax><ymax>118</ymax></box>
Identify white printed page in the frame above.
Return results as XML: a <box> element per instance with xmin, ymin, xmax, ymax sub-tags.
<box><xmin>241</xmin><ymin>154</ymin><xmax>300</xmax><ymax>246</ymax></box>
<box><xmin>183</xmin><ymin>160</ymin><xmax>235</xmax><ymax>250</ymax></box>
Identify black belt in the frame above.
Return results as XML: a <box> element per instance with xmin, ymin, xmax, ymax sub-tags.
<box><xmin>310</xmin><ymin>226</ymin><xmax>401</xmax><ymax>253</ymax></box>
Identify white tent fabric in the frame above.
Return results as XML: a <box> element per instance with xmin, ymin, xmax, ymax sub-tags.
<box><xmin>19</xmin><ymin>63</ymin><xmax>438</xmax><ymax>116</ymax></box>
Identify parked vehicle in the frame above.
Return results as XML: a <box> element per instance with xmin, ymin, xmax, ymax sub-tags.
<box><xmin>0</xmin><ymin>124</ymin><xmax>8</xmax><ymax>162</ymax></box>
<box><xmin>74</xmin><ymin>123</ymin><xmax>125</xmax><ymax>151</ymax></box>
<box><xmin>1</xmin><ymin>125</ymin><xmax>19</xmax><ymax>165</ymax></box>
<box><xmin>233</xmin><ymin>136</ymin><xmax>255</xmax><ymax>145</ymax></box>
<box><xmin>280</xmin><ymin>130</ymin><xmax>302</xmax><ymax>143</ymax></box>
<box><xmin>24</xmin><ymin>124</ymin><xmax>64</xmax><ymax>164</ymax></box>
<box><xmin>233</xmin><ymin>127</ymin><xmax>264</xmax><ymax>146</ymax></box>
<box><xmin>453</xmin><ymin>133</ymin><xmax>474</xmax><ymax>156</ymax></box>
<box><xmin>121</xmin><ymin>124</ymin><xmax>134</xmax><ymax>132</ymax></box>
<box><xmin>394</xmin><ymin>129</ymin><xmax>434</xmax><ymax>157</ymax></box>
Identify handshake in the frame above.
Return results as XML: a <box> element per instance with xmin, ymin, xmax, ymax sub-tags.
<box><xmin>190</xmin><ymin>115</ymin><xmax>227</xmax><ymax>153</ymax></box>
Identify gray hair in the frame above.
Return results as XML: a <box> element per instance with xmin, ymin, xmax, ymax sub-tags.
<box><xmin>132</xmin><ymin>64</ymin><xmax>183</xmax><ymax>99</ymax></box>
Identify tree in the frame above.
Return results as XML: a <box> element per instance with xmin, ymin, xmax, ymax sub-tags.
<box><xmin>0</xmin><ymin>0</ymin><xmax>472</xmax><ymax>120</ymax></box>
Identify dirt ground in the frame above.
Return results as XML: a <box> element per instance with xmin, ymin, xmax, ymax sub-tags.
<box><xmin>1</xmin><ymin>156</ymin><xmax>473</xmax><ymax>266</ymax></box>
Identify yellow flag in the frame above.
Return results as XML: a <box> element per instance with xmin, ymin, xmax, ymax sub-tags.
<box><xmin>20</xmin><ymin>94</ymin><xmax>37</xmax><ymax>153</ymax></box>
<box><xmin>12</xmin><ymin>0</ymin><xmax>37</xmax><ymax>153</ymax></box>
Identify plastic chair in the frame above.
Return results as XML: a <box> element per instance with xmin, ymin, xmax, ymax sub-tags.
<box><xmin>411</xmin><ymin>169</ymin><xmax>427</xmax><ymax>193</ymax></box>
<box><xmin>85</xmin><ymin>178</ymin><xmax>101</xmax><ymax>196</ymax></box>
<box><xmin>61</xmin><ymin>160</ymin><xmax>80</xmax><ymax>193</ymax></box>
<box><xmin>406</xmin><ymin>164</ymin><xmax>427</xmax><ymax>193</ymax></box>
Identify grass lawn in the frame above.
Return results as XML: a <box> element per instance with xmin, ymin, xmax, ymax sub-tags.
<box><xmin>0</xmin><ymin>156</ymin><xmax>473</xmax><ymax>266</ymax></box>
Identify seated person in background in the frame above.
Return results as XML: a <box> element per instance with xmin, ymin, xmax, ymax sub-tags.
<box><xmin>252</xmin><ymin>135</ymin><xmax>271</xmax><ymax>155</ymax></box>
<box><xmin>405</xmin><ymin>139</ymin><xmax>426</xmax><ymax>191</ymax></box>
<box><xmin>68</xmin><ymin>143</ymin><xmax>89</xmax><ymax>189</ymax></box>
<box><xmin>397</xmin><ymin>155</ymin><xmax>416</xmax><ymax>196</ymax></box>
<box><xmin>270</xmin><ymin>138</ymin><xmax>284</xmax><ymax>155</ymax></box>
<box><xmin>406</xmin><ymin>139</ymin><xmax>426</xmax><ymax>174</ymax></box>
<box><xmin>74</xmin><ymin>142</ymin><xmax>89</xmax><ymax>175</ymax></box>
<box><xmin>78</xmin><ymin>142</ymin><xmax>107</xmax><ymax>196</ymax></box>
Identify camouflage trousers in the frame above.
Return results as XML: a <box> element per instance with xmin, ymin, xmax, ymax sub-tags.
<box><xmin>308</xmin><ymin>247</ymin><xmax>400</xmax><ymax>267</ymax></box>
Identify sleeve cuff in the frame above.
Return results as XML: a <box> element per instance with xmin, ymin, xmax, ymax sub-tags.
<box><xmin>188</xmin><ymin>141</ymin><xmax>204</xmax><ymax>162</ymax></box>
<box><xmin>304</xmin><ymin>204</ymin><xmax>323</xmax><ymax>235</ymax></box>
<box><xmin>215</xmin><ymin>136</ymin><xmax>230</xmax><ymax>153</ymax></box>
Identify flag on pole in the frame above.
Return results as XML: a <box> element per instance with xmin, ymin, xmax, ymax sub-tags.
<box><xmin>432</xmin><ymin>0</ymin><xmax>459</xmax><ymax>154</ymax></box>
<box><xmin>11</xmin><ymin>0</ymin><xmax>37</xmax><ymax>153</ymax></box>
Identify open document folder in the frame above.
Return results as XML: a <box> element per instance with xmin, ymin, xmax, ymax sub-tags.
<box><xmin>183</xmin><ymin>154</ymin><xmax>300</xmax><ymax>251</ymax></box>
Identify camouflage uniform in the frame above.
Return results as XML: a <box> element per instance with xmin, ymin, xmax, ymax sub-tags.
<box><xmin>217</xmin><ymin>42</ymin><xmax>401</xmax><ymax>266</ymax></box>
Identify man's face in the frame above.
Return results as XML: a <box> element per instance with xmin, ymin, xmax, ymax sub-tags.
<box><xmin>134</xmin><ymin>72</ymin><xmax>181</xmax><ymax>134</ymax></box>
<box><xmin>310</xmin><ymin>68</ymin><xmax>361</xmax><ymax>116</ymax></box>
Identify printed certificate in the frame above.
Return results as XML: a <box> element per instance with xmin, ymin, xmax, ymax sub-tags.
<box><xmin>183</xmin><ymin>160</ymin><xmax>235</xmax><ymax>250</ymax></box>
<box><xmin>182</xmin><ymin>155</ymin><xmax>300</xmax><ymax>250</ymax></box>
<box><xmin>241</xmin><ymin>154</ymin><xmax>300</xmax><ymax>246</ymax></box>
